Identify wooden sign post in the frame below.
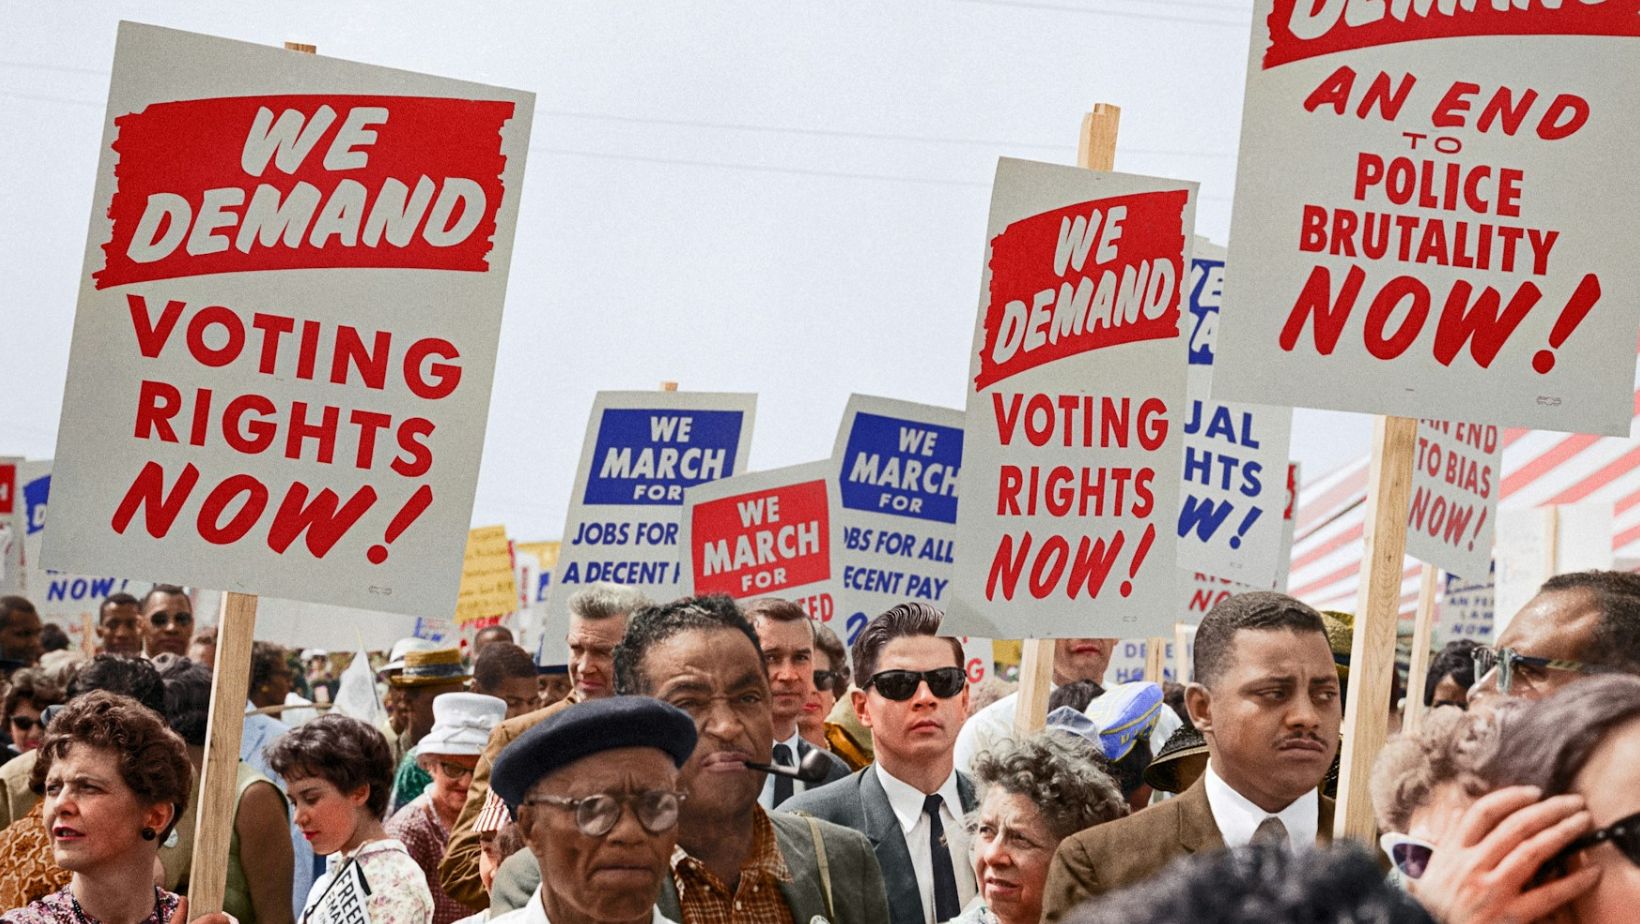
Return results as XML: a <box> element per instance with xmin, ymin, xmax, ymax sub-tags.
<box><xmin>1333</xmin><ymin>415</ymin><xmax>1418</xmax><ymax>841</ymax></box>
<box><xmin>1173</xmin><ymin>622</ymin><xmax>1193</xmax><ymax>684</ymax></box>
<box><xmin>1402</xmin><ymin>563</ymin><xmax>1440</xmax><ymax>735</ymax></box>
<box><xmin>1143</xmin><ymin>636</ymin><xmax>1167</xmax><ymax>683</ymax></box>
<box><xmin>1013</xmin><ymin>104</ymin><xmax>1120</xmax><ymax>736</ymax></box>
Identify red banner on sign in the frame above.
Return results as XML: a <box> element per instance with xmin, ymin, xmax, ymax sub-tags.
<box><xmin>690</xmin><ymin>479</ymin><xmax>831</xmax><ymax>597</ymax></box>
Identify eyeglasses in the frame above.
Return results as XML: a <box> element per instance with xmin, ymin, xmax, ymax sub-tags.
<box><xmin>1543</xmin><ymin>810</ymin><xmax>1640</xmax><ymax>879</ymax></box>
<box><xmin>814</xmin><ymin>670</ymin><xmax>843</xmax><ymax>691</ymax></box>
<box><xmin>865</xmin><ymin>667</ymin><xmax>967</xmax><ymax>701</ymax></box>
<box><xmin>1379</xmin><ymin>832</ymin><xmax>1435</xmax><ymax>880</ymax></box>
<box><xmin>523</xmin><ymin>790</ymin><xmax>685</xmax><ymax>837</ymax></box>
<box><xmin>8</xmin><ymin>716</ymin><xmax>40</xmax><ymax>733</ymax></box>
<box><xmin>433</xmin><ymin>760</ymin><xmax>476</xmax><ymax>781</ymax></box>
<box><xmin>1472</xmin><ymin>646</ymin><xmax>1609</xmax><ymax>695</ymax></box>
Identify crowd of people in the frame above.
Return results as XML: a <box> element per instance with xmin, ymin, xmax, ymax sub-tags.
<box><xmin>0</xmin><ymin>569</ymin><xmax>1634</xmax><ymax>924</ymax></box>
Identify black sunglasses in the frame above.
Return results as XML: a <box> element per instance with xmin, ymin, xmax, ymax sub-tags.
<box><xmin>865</xmin><ymin>667</ymin><xmax>966</xmax><ymax>701</ymax></box>
<box><xmin>8</xmin><ymin>716</ymin><xmax>41</xmax><ymax>733</ymax></box>
<box><xmin>814</xmin><ymin>669</ymin><xmax>843</xmax><ymax>690</ymax></box>
<box><xmin>1540</xmin><ymin>810</ymin><xmax>1640</xmax><ymax>883</ymax></box>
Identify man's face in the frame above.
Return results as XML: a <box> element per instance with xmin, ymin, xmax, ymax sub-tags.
<box><xmin>485</xmin><ymin>675</ymin><xmax>542</xmax><ymax>721</ymax></box>
<box><xmin>539</xmin><ymin>673</ymin><xmax>573</xmax><ymax>708</ymax></box>
<box><xmin>140</xmin><ymin>592</ymin><xmax>193</xmax><ymax>658</ymax></box>
<box><xmin>1471</xmin><ymin>589</ymin><xmax>1602</xmax><ymax>709</ymax></box>
<box><xmin>519</xmin><ymin>746</ymin><xmax>680</xmax><ymax>924</ymax></box>
<box><xmin>754</xmin><ymin>617</ymin><xmax>813</xmax><ymax>736</ymax></box>
<box><xmin>568</xmin><ymin>613</ymin><xmax>628</xmax><ymax>700</ymax></box>
<box><xmin>854</xmin><ymin>635</ymin><xmax>969</xmax><ymax>771</ymax></box>
<box><xmin>0</xmin><ymin>608</ymin><xmax>43</xmax><ymax>666</ymax></box>
<box><xmin>403</xmin><ymin>680</ymin><xmax>464</xmax><ymax>743</ymax></box>
<box><xmin>97</xmin><ymin>603</ymin><xmax>143</xmax><ymax>656</ymax></box>
<box><xmin>1052</xmin><ymin>638</ymin><xmax>1116</xmax><ymax>685</ymax></box>
<box><xmin>644</xmin><ymin>627</ymin><xmax>772</xmax><ymax>826</ymax></box>
<box><xmin>1187</xmin><ymin>628</ymin><xmax>1341</xmax><ymax>813</ymax></box>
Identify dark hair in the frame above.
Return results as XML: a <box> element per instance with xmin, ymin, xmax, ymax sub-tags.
<box><xmin>4</xmin><ymin>668</ymin><xmax>64</xmax><ymax>719</ymax></box>
<box><xmin>1068</xmin><ymin>842</ymin><xmax>1434</xmax><ymax>924</ymax></box>
<box><xmin>475</xmin><ymin>625</ymin><xmax>514</xmax><ymax>645</ymax></box>
<box><xmin>0</xmin><ymin>595</ymin><xmax>37</xmax><ymax>630</ymax></box>
<box><xmin>1162</xmin><ymin>682</ymin><xmax>1194</xmax><ymax>729</ymax></box>
<box><xmin>1048</xmin><ymin>680</ymin><xmax>1106</xmax><ymax>713</ymax></box>
<box><xmin>850</xmin><ymin>602</ymin><xmax>963</xmax><ymax>684</ymax></box>
<box><xmin>1480</xmin><ymin>674</ymin><xmax>1640</xmax><ymax>797</ymax></box>
<box><xmin>67</xmin><ymin>654</ymin><xmax>166</xmax><ymax>715</ymax></box>
<box><xmin>971</xmin><ymin>731</ymin><xmax>1128</xmax><ymax>841</ymax></box>
<box><xmin>1424</xmin><ymin>640</ymin><xmax>1481</xmax><ymax>706</ymax></box>
<box><xmin>29</xmin><ymin>691</ymin><xmax>192</xmax><ymax>837</ymax></box>
<box><xmin>142</xmin><ymin>584</ymin><xmax>189</xmax><ymax>606</ymax></box>
<box><xmin>268</xmin><ymin>713</ymin><xmax>395</xmax><ymax>818</ymax></box>
<box><xmin>1107</xmin><ymin>734</ymin><xmax>1154</xmax><ymax>799</ymax></box>
<box><xmin>248</xmin><ymin>642</ymin><xmax>289</xmax><ymax>693</ymax></box>
<box><xmin>813</xmin><ymin>622</ymin><xmax>850</xmax><ymax>697</ymax></box>
<box><xmin>614</xmin><ymin>595</ymin><xmax>762</xmax><ymax>695</ymax></box>
<box><xmin>40</xmin><ymin>623</ymin><xmax>69</xmax><ymax>654</ymax></box>
<box><xmin>474</xmin><ymin>643</ymin><xmax>538</xmax><ymax>692</ymax></box>
<box><xmin>1193</xmin><ymin>592</ymin><xmax>1327</xmax><ymax>689</ymax></box>
<box><xmin>1538</xmin><ymin>570</ymin><xmax>1640</xmax><ymax>673</ymax></box>
<box><xmin>159</xmin><ymin>658</ymin><xmax>212</xmax><ymax>746</ymax></box>
<box><xmin>744</xmin><ymin>597</ymin><xmax>814</xmax><ymax>637</ymax></box>
<box><xmin>99</xmin><ymin>593</ymin><xmax>141</xmax><ymax>622</ymax></box>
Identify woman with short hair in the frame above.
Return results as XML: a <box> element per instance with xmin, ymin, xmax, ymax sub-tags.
<box><xmin>800</xmin><ymin>623</ymin><xmax>849</xmax><ymax>752</ymax></box>
<box><xmin>3</xmin><ymin>670</ymin><xmax>63</xmax><ymax>759</ymax></box>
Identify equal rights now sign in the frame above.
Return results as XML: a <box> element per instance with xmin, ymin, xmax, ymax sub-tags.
<box><xmin>43</xmin><ymin>24</ymin><xmax>533</xmax><ymax>615</ymax></box>
<box><xmin>948</xmin><ymin>158</ymin><xmax>1198</xmax><ymax>640</ymax></box>
<box><xmin>1214</xmin><ymin>1</ymin><xmax>1640</xmax><ymax>434</ymax></box>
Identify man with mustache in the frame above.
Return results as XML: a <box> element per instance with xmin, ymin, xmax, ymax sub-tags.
<box><xmin>1040</xmin><ymin>591</ymin><xmax>1342</xmax><ymax>921</ymax></box>
<box><xmin>488</xmin><ymin>594</ymin><xmax>890</xmax><ymax>923</ymax></box>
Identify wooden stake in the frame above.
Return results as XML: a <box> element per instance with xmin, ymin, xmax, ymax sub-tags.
<box><xmin>80</xmin><ymin>613</ymin><xmax>95</xmax><ymax>658</ymax></box>
<box><xmin>661</xmin><ymin>381</ymin><xmax>679</xmax><ymax>392</ymax></box>
<box><xmin>1334</xmin><ymin>415</ymin><xmax>1418</xmax><ymax>842</ymax></box>
<box><xmin>1013</xmin><ymin>103</ymin><xmax>1121</xmax><ymax>736</ymax></box>
<box><xmin>188</xmin><ymin>591</ymin><xmax>257</xmax><ymax>916</ymax></box>
<box><xmin>1144</xmin><ymin>637</ymin><xmax>1167</xmax><ymax>682</ymax></box>
<box><xmin>1403</xmin><ymin>563</ymin><xmax>1440</xmax><ymax>735</ymax></box>
<box><xmin>1173</xmin><ymin>622</ymin><xmax>1192</xmax><ymax>684</ymax></box>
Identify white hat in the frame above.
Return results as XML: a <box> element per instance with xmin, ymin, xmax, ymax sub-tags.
<box><xmin>380</xmin><ymin>637</ymin><xmax>440</xmax><ymax>675</ymax></box>
<box><xmin>415</xmin><ymin>692</ymin><xmax>506</xmax><ymax>758</ymax></box>
<box><xmin>300</xmin><ymin>648</ymin><xmax>329</xmax><ymax>662</ymax></box>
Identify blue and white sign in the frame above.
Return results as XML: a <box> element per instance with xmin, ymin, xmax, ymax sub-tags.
<box><xmin>18</xmin><ymin>460</ymin><xmax>145</xmax><ymax>628</ymax></box>
<box><xmin>1178</xmin><ymin>239</ymin><xmax>1294</xmax><ymax>588</ymax></box>
<box><xmin>1438</xmin><ymin>568</ymin><xmax>1494</xmax><ymax>646</ymax></box>
<box><xmin>548</xmin><ymin>391</ymin><xmax>756</xmax><ymax>616</ymax></box>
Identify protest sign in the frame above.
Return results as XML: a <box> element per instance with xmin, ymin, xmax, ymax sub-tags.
<box><xmin>961</xmin><ymin>637</ymin><xmax>994</xmax><ymax>686</ymax></box>
<box><xmin>1178</xmin><ymin>240</ymin><xmax>1294</xmax><ymax>587</ymax></box>
<box><xmin>948</xmin><ymin>157</ymin><xmax>1197</xmax><ymax>641</ymax></box>
<box><xmin>41</xmin><ymin>23</ymin><xmax>534</xmax><ymax>616</ymax></box>
<box><xmin>832</xmin><ymin>394</ymin><xmax>962</xmax><ymax>645</ymax></box>
<box><xmin>1213</xmin><ymin>2</ymin><xmax>1640</xmax><ymax>435</ymax></box>
<box><xmin>252</xmin><ymin>597</ymin><xmax>424</xmax><ymax>652</ymax></box>
<box><xmin>1494</xmin><ymin>503</ymin><xmax>1611</xmax><ymax>636</ymax></box>
<box><xmin>1437</xmin><ymin>568</ymin><xmax>1494</xmax><ymax>645</ymax></box>
<box><xmin>18</xmin><ymin>461</ymin><xmax>146</xmax><ymax>627</ymax></box>
<box><xmin>1108</xmin><ymin>637</ymin><xmax>1186</xmax><ymax>684</ymax></box>
<box><xmin>548</xmin><ymin>391</ymin><xmax>755</xmax><ymax>616</ymax></box>
<box><xmin>679</xmin><ymin>461</ymin><xmax>841</xmax><ymax>620</ymax></box>
<box><xmin>455</xmin><ymin>525</ymin><xmax>517</xmax><ymax>624</ymax></box>
<box><xmin>1406</xmin><ymin>419</ymin><xmax>1500</xmax><ymax>580</ymax></box>
<box><xmin>0</xmin><ymin>458</ymin><xmax>20</xmax><ymax>596</ymax></box>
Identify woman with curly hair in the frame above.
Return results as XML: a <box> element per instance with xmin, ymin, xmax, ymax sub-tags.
<box><xmin>955</xmin><ymin>731</ymin><xmax>1129</xmax><ymax>924</ymax></box>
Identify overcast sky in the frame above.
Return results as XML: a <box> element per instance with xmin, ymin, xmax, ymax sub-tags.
<box><xmin>1</xmin><ymin>0</ymin><xmax>1372</xmax><ymax>541</ymax></box>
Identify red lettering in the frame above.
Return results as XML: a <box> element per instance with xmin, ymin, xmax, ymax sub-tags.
<box><xmin>127</xmin><ymin>294</ymin><xmax>186</xmax><ymax>358</ymax></box>
<box><xmin>196</xmin><ymin>474</ymin><xmax>268</xmax><ymax>544</ymax></box>
<box><xmin>267</xmin><ymin>482</ymin><xmax>377</xmax><ymax>557</ymax></box>
<box><xmin>986</xmin><ymin>532</ymin><xmax>1031</xmax><ymax>601</ymax></box>
<box><xmin>185</xmin><ymin>305</ymin><xmax>246</xmax><ymax>367</ymax></box>
<box><xmin>1432</xmin><ymin>279</ymin><xmax>1540</xmax><ymax>368</ymax></box>
<box><xmin>404</xmin><ymin>338</ymin><xmax>462</xmax><ymax>399</ymax></box>
<box><xmin>111</xmin><ymin>461</ymin><xmax>198</xmax><ymax>538</ymax></box>
<box><xmin>1302</xmin><ymin>65</ymin><xmax>1354</xmax><ymax>115</ymax></box>
<box><xmin>134</xmin><ymin>380</ymin><xmax>181</xmax><ymax>442</ymax></box>
<box><xmin>392</xmin><ymin>417</ymin><xmax>435</xmax><ymax>478</ymax></box>
<box><xmin>1279</xmin><ymin>264</ymin><xmax>1365</xmax><ymax>355</ymax></box>
<box><xmin>1363</xmin><ymin>276</ymin><xmax>1429</xmax><ymax>359</ymax></box>
<box><xmin>330</xmin><ymin>326</ymin><xmax>390</xmax><ymax>389</ymax></box>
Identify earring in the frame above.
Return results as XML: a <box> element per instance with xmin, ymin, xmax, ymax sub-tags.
<box><xmin>141</xmin><ymin>827</ymin><xmax>157</xmax><ymax>841</ymax></box>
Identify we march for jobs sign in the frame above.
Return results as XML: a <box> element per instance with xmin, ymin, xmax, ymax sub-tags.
<box><xmin>680</xmin><ymin>461</ymin><xmax>841</xmax><ymax>622</ymax></box>
<box><xmin>832</xmin><ymin>395</ymin><xmax>963</xmax><ymax>646</ymax></box>
<box><xmin>948</xmin><ymin>158</ymin><xmax>1198</xmax><ymax>640</ymax></box>
<box><xmin>547</xmin><ymin>391</ymin><xmax>755</xmax><ymax>616</ymax></box>
<box><xmin>1213</xmin><ymin>1</ymin><xmax>1640</xmax><ymax>434</ymax></box>
<box><xmin>43</xmin><ymin>24</ymin><xmax>533</xmax><ymax>616</ymax></box>
<box><xmin>1405</xmin><ymin>419</ymin><xmax>1500</xmax><ymax>581</ymax></box>
<box><xmin>1178</xmin><ymin>240</ymin><xmax>1294</xmax><ymax>588</ymax></box>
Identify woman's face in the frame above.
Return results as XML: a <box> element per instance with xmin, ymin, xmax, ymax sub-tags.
<box><xmin>799</xmin><ymin>650</ymin><xmax>836</xmax><ymax>739</ymax></box>
<box><xmin>423</xmin><ymin>753</ymin><xmax>477</xmax><ymax>819</ymax></box>
<box><xmin>43</xmin><ymin>743</ymin><xmax>172</xmax><ymax>873</ymax></box>
<box><xmin>1569</xmin><ymin>715</ymin><xmax>1640</xmax><ymax>922</ymax></box>
<box><xmin>971</xmin><ymin>789</ymin><xmax>1059</xmax><ymax>924</ymax></box>
<box><xmin>8</xmin><ymin>701</ymin><xmax>45</xmax><ymax>752</ymax></box>
<box><xmin>287</xmin><ymin>774</ymin><xmax>371</xmax><ymax>857</ymax></box>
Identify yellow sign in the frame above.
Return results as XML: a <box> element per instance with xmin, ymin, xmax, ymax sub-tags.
<box><xmin>455</xmin><ymin>525</ymin><xmax>518</xmax><ymax>624</ymax></box>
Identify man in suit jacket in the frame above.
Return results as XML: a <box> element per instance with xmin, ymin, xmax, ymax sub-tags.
<box><xmin>782</xmin><ymin>602</ymin><xmax>978</xmax><ymax>924</ymax></box>
<box><xmin>1041</xmin><ymin>591</ymin><xmax>1344</xmax><ymax>921</ymax></box>
<box><xmin>746</xmin><ymin>598</ymin><xmax>851</xmax><ymax>807</ymax></box>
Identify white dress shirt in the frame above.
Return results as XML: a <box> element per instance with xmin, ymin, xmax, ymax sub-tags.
<box><xmin>875</xmin><ymin>764</ymin><xmax>977</xmax><ymax>924</ymax></box>
<box><xmin>757</xmin><ymin>730</ymin><xmax>806</xmax><ymax>809</ymax></box>
<box><xmin>1202</xmin><ymin>762</ymin><xmax>1318</xmax><ymax>851</ymax></box>
<box><xmin>487</xmin><ymin>887</ymin><xmax>677</xmax><ymax>924</ymax></box>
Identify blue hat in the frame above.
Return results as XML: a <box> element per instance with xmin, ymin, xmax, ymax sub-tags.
<box><xmin>491</xmin><ymin>696</ymin><xmax>697</xmax><ymax>811</ymax></box>
<box><xmin>1084</xmin><ymin>682</ymin><xmax>1165</xmax><ymax>762</ymax></box>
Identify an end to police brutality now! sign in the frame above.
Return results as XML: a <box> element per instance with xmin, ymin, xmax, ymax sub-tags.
<box><xmin>548</xmin><ymin>392</ymin><xmax>755</xmax><ymax>615</ymax></box>
<box><xmin>42</xmin><ymin>24</ymin><xmax>532</xmax><ymax>616</ymax></box>
<box><xmin>948</xmin><ymin>158</ymin><xmax>1197</xmax><ymax>640</ymax></box>
<box><xmin>680</xmin><ymin>461</ymin><xmax>840</xmax><ymax>621</ymax></box>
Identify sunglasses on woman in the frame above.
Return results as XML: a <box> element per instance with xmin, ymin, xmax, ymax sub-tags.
<box><xmin>864</xmin><ymin>667</ymin><xmax>967</xmax><ymax>701</ymax></box>
<box><xmin>1537</xmin><ymin>810</ymin><xmax>1640</xmax><ymax>883</ymax></box>
<box><xmin>1379</xmin><ymin>832</ymin><xmax>1435</xmax><ymax>880</ymax></box>
<box><xmin>813</xmin><ymin>669</ymin><xmax>843</xmax><ymax>691</ymax></box>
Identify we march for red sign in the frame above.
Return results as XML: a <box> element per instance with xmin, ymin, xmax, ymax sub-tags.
<box><xmin>691</xmin><ymin>479</ymin><xmax>832</xmax><ymax>597</ymax></box>
<box><xmin>97</xmin><ymin>94</ymin><xmax>514</xmax><ymax>288</ymax></box>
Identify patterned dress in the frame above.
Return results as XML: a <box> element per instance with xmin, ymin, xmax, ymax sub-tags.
<box><xmin>383</xmin><ymin>795</ymin><xmax>467</xmax><ymax>924</ymax></box>
<box><xmin>1</xmin><ymin>885</ymin><xmax>179</xmax><ymax>924</ymax></box>
<box><xmin>301</xmin><ymin>839</ymin><xmax>431</xmax><ymax>924</ymax></box>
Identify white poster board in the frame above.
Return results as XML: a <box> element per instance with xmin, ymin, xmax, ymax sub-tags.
<box><xmin>0</xmin><ymin>458</ymin><xmax>20</xmax><ymax>596</ymax></box>
<box><xmin>1214</xmin><ymin>3</ymin><xmax>1640</xmax><ymax>434</ymax></box>
<box><xmin>548</xmin><ymin>391</ymin><xmax>755</xmax><ymax>616</ymax></box>
<box><xmin>1437</xmin><ymin>569</ymin><xmax>1494</xmax><ymax>646</ymax></box>
<box><xmin>43</xmin><ymin>23</ymin><xmax>534</xmax><ymax>616</ymax></box>
<box><xmin>1493</xmin><ymin>503</ymin><xmax>1612</xmax><ymax>635</ymax></box>
<box><xmin>679</xmin><ymin>461</ymin><xmax>842</xmax><ymax>620</ymax></box>
<box><xmin>1406</xmin><ymin>420</ymin><xmax>1501</xmax><ymax>581</ymax></box>
<box><xmin>949</xmin><ymin>158</ymin><xmax>1197</xmax><ymax>640</ymax></box>
<box><xmin>831</xmin><ymin>395</ymin><xmax>963</xmax><ymax>647</ymax></box>
<box><xmin>19</xmin><ymin>461</ymin><xmax>148</xmax><ymax>631</ymax></box>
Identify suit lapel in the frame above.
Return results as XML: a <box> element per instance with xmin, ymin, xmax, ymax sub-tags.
<box><xmin>956</xmin><ymin>771</ymin><xmax>978</xmax><ymax>814</ymax></box>
<box><xmin>862</xmin><ymin>766</ymin><xmax>924</xmax><ymax>924</ymax></box>
<box><xmin>768</xmin><ymin>814</ymin><xmax>825</xmax><ymax>917</ymax></box>
<box><xmin>1175</xmin><ymin>779</ymin><xmax>1225</xmax><ymax>854</ymax></box>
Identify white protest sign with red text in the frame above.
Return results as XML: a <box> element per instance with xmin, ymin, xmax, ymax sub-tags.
<box><xmin>0</xmin><ymin>458</ymin><xmax>19</xmax><ymax>596</ymax></box>
<box><xmin>1214</xmin><ymin>2</ymin><xmax>1640</xmax><ymax>434</ymax></box>
<box><xmin>43</xmin><ymin>24</ymin><xmax>532</xmax><ymax>616</ymax></box>
<box><xmin>1407</xmin><ymin>420</ymin><xmax>1500</xmax><ymax>581</ymax></box>
<box><xmin>679</xmin><ymin>461</ymin><xmax>841</xmax><ymax>621</ymax></box>
<box><xmin>948</xmin><ymin>158</ymin><xmax>1197</xmax><ymax>640</ymax></box>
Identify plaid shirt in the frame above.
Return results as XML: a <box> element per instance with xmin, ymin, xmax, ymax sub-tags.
<box><xmin>671</xmin><ymin>806</ymin><xmax>795</xmax><ymax>924</ymax></box>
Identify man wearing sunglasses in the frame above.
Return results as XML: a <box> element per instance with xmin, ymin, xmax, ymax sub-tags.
<box><xmin>1471</xmin><ymin>569</ymin><xmax>1640</xmax><ymax>710</ymax></box>
<box><xmin>139</xmin><ymin>583</ymin><xmax>193</xmax><ymax>658</ymax></box>
<box><xmin>782</xmin><ymin>601</ymin><xmax>978</xmax><ymax>924</ymax></box>
<box><xmin>745</xmin><ymin>598</ymin><xmax>850</xmax><ymax>808</ymax></box>
<box><xmin>1043</xmin><ymin>592</ymin><xmax>1341</xmax><ymax>921</ymax></box>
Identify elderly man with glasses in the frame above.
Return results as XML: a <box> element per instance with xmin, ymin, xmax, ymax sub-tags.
<box><xmin>1470</xmin><ymin>570</ymin><xmax>1640</xmax><ymax>709</ymax></box>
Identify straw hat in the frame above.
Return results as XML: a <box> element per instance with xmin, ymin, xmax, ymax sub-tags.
<box><xmin>380</xmin><ymin>637</ymin><xmax>440</xmax><ymax>676</ymax></box>
<box><xmin>415</xmin><ymin>692</ymin><xmax>505</xmax><ymax>758</ymax></box>
<box><xmin>388</xmin><ymin>647</ymin><xmax>470</xmax><ymax>687</ymax></box>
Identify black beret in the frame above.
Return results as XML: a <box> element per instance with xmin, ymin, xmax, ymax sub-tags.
<box><xmin>491</xmin><ymin>696</ymin><xmax>698</xmax><ymax>811</ymax></box>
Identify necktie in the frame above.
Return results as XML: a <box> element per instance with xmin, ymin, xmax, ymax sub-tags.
<box><xmin>772</xmin><ymin>743</ymin><xmax>794</xmax><ymax>807</ymax></box>
<box><xmin>1252</xmin><ymin>815</ymin><xmax>1289</xmax><ymax>847</ymax></box>
<box><xmin>924</xmin><ymin>793</ymin><xmax>960</xmax><ymax>922</ymax></box>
